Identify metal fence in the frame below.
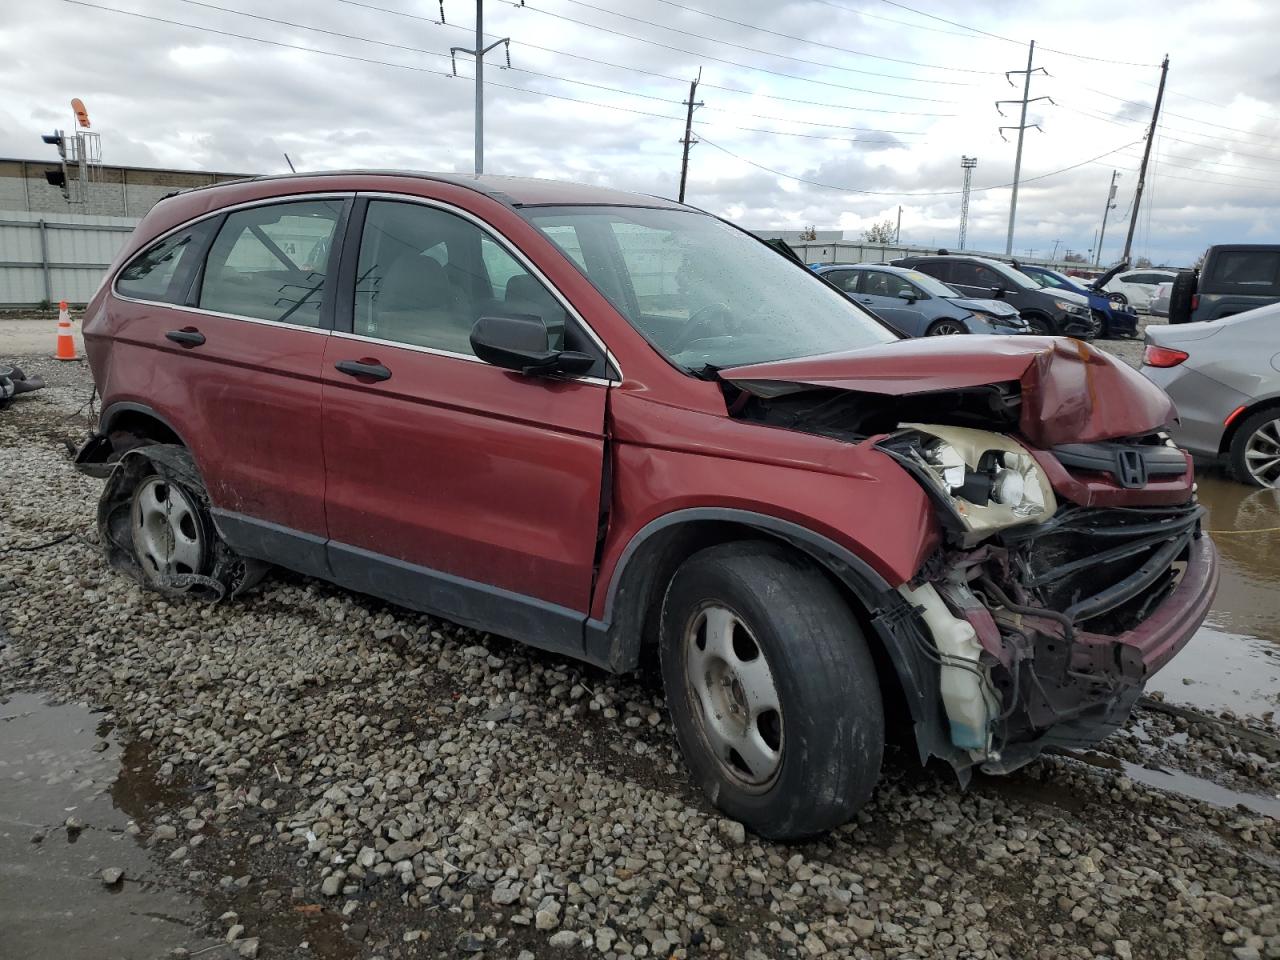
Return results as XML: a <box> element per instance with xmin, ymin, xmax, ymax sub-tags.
<box><xmin>783</xmin><ymin>240</ymin><xmax>1083</xmax><ymax>271</ymax></box>
<box><xmin>0</xmin><ymin>211</ymin><xmax>138</xmax><ymax>307</ymax></box>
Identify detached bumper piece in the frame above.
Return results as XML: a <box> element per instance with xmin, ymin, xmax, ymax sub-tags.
<box><xmin>922</xmin><ymin>499</ymin><xmax>1217</xmax><ymax>772</ymax></box>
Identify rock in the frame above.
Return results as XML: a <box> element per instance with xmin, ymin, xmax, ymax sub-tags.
<box><xmin>153</xmin><ymin>824</ymin><xmax>177</xmax><ymax>841</ymax></box>
<box><xmin>238</xmin><ymin>940</ymin><xmax>259</xmax><ymax>959</ymax></box>
<box><xmin>227</xmin><ymin>924</ymin><xmax>244</xmax><ymax>942</ymax></box>
<box><xmin>383</xmin><ymin>839</ymin><xmax>421</xmax><ymax>863</ymax></box>
<box><xmin>717</xmin><ymin>819</ymin><xmax>747</xmax><ymax>846</ymax></box>
<box><xmin>100</xmin><ymin>867</ymin><xmax>124</xmax><ymax>886</ymax></box>
<box><xmin>535</xmin><ymin>909</ymin><xmax>560</xmax><ymax>931</ymax></box>
<box><xmin>321</xmin><ymin>875</ymin><xmax>343</xmax><ymax>897</ymax></box>
<box><xmin>850</xmin><ymin>917</ymin><xmax>877</xmax><ymax>939</ymax></box>
<box><xmin>492</xmin><ymin>880</ymin><xmax>522</xmax><ymax>905</ymax></box>
<box><xmin>1115</xmin><ymin>940</ymin><xmax>1133</xmax><ymax>960</ymax></box>
<box><xmin>549</xmin><ymin>930</ymin><xmax>579</xmax><ymax>948</ymax></box>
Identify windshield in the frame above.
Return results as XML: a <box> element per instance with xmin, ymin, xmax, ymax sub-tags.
<box><xmin>899</xmin><ymin>269</ymin><xmax>961</xmax><ymax>298</ymax></box>
<box><xmin>523</xmin><ymin>206</ymin><xmax>896</xmax><ymax>369</ymax></box>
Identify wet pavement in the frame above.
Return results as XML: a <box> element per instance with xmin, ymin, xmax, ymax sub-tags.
<box><xmin>0</xmin><ymin>693</ymin><xmax>213</xmax><ymax>960</ymax></box>
<box><xmin>1146</xmin><ymin>470</ymin><xmax>1280</xmax><ymax>716</ymax></box>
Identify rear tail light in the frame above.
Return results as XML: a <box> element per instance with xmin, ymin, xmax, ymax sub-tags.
<box><xmin>1142</xmin><ymin>344</ymin><xmax>1189</xmax><ymax>367</ymax></box>
<box><xmin>1191</xmin><ymin>293</ymin><xmax>1200</xmax><ymax>311</ymax></box>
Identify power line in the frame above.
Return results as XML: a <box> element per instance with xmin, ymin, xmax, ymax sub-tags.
<box><xmin>873</xmin><ymin>0</ymin><xmax>1162</xmax><ymax>67</ymax></box>
<box><xmin>1067</xmin><ymin>84</ymin><xmax>1280</xmax><ymax>146</ymax></box>
<box><xmin>170</xmin><ymin>0</ymin><xmax>943</xmax><ymax>135</ymax></box>
<box><xmin>335</xmin><ymin>0</ymin><xmax>941</xmax><ymax>120</ymax></box>
<box><xmin>633</xmin><ymin>0</ymin><xmax>996</xmax><ymax>76</ymax></box>
<box><xmin>696</xmin><ymin>133</ymin><xmax>1145</xmax><ymax>198</ymax></box>
<box><xmin>1055</xmin><ymin>100</ymin><xmax>1280</xmax><ymax>161</ymax></box>
<box><xmin>58</xmin><ymin>0</ymin><xmax>925</xmax><ymax>147</ymax></box>
<box><xmin>532</xmin><ymin>0</ymin><xmax>993</xmax><ymax>79</ymax></box>
<box><xmin>808</xmin><ymin>0</ymin><xmax>986</xmax><ymax>39</ymax></box>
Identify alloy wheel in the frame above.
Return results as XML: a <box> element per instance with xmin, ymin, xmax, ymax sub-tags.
<box><xmin>685</xmin><ymin>604</ymin><xmax>784</xmax><ymax>789</ymax></box>
<box><xmin>928</xmin><ymin>321</ymin><xmax>966</xmax><ymax>336</ymax></box>
<box><xmin>130</xmin><ymin>475</ymin><xmax>205</xmax><ymax>585</ymax></box>
<box><xmin>1244</xmin><ymin>418</ymin><xmax>1280</xmax><ymax>487</ymax></box>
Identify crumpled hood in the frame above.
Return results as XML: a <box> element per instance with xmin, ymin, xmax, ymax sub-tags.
<box><xmin>722</xmin><ymin>336</ymin><xmax>1176</xmax><ymax>448</ymax></box>
<box><xmin>947</xmin><ymin>297</ymin><xmax>1022</xmax><ymax>319</ymax></box>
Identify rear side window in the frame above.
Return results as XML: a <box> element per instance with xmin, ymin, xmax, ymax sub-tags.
<box><xmin>1207</xmin><ymin>251</ymin><xmax>1280</xmax><ymax>295</ymax></box>
<box><xmin>116</xmin><ymin>220</ymin><xmax>217</xmax><ymax>303</ymax></box>
<box><xmin>913</xmin><ymin>261</ymin><xmax>951</xmax><ymax>283</ymax></box>
<box><xmin>199</xmin><ymin>200</ymin><xmax>343</xmax><ymax>327</ymax></box>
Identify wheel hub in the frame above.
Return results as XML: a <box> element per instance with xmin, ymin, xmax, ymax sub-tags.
<box><xmin>686</xmin><ymin>604</ymin><xmax>784</xmax><ymax>788</ymax></box>
<box><xmin>130</xmin><ymin>476</ymin><xmax>204</xmax><ymax>585</ymax></box>
<box><xmin>1245</xmin><ymin>418</ymin><xmax>1280</xmax><ymax>487</ymax></box>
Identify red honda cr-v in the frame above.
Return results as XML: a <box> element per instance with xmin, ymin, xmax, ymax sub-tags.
<box><xmin>76</xmin><ymin>172</ymin><xmax>1217</xmax><ymax>838</ymax></box>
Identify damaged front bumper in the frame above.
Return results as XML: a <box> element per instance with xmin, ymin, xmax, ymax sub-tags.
<box><xmin>896</xmin><ymin>502</ymin><xmax>1218</xmax><ymax>776</ymax></box>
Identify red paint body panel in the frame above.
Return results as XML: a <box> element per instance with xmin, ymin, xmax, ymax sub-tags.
<box><xmin>83</xmin><ymin>300</ymin><xmax>328</xmax><ymax>536</ymax></box>
<box><xmin>724</xmin><ymin>336</ymin><xmax>1177</xmax><ymax>449</ymax></box>
<box><xmin>319</xmin><ymin>338</ymin><xmax>606</xmax><ymax>610</ymax></box>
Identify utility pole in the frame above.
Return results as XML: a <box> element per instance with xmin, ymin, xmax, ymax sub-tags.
<box><xmin>1051</xmin><ymin>239</ymin><xmax>1061</xmax><ymax>261</ymax></box>
<box><xmin>895</xmin><ymin>205</ymin><xmax>902</xmax><ymax>243</ymax></box>
<box><xmin>1096</xmin><ymin>169</ymin><xmax>1120</xmax><ymax>265</ymax></box>
<box><xmin>450</xmin><ymin>0</ymin><xmax>510</xmax><ymax>176</ymax></box>
<box><xmin>1122</xmin><ymin>55</ymin><xmax>1169</xmax><ymax>264</ymax></box>
<box><xmin>677</xmin><ymin>68</ymin><xmax>703</xmax><ymax>203</ymax></box>
<box><xmin>997</xmin><ymin>41</ymin><xmax>1052</xmax><ymax>255</ymax></box>
<box><xmin>958</xmin><ymin>156</ymin><xmax>977</xmax><ymax>250</ymax></box>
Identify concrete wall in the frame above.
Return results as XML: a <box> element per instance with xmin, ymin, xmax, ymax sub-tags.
<box><xmin>0</xmin><ymin>158</ymin><xmax>248</xmax><ymax>219</ymax></box>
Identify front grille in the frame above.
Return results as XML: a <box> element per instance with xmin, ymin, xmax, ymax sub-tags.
<box><xmin>1000</xmin><ymin>502</ymin><xmax>1201</xmax><ymax>634</ymax></box>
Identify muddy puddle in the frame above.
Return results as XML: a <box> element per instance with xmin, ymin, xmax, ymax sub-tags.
<box><xmin>1145</xmin><ymin>471</ymin><xmax>1280</xmax><ymax>717</ymax></box>
<box><xmin>1068</xmin><ymin>749</ymin><xmax>1280</xmax><ymax>820</ymax></box>
<box><xmin>0</xmin><ymin>692</ymin><xmax>214</xmax><ymax>959</ymax></box>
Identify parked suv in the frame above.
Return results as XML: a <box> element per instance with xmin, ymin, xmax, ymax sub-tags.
<box><xmin>1012</xmin><ymin>261</ymin><xmax>1140</xmax><ymax>339</ymax></box>
<box><xmin>76</xmin><ymin>173</ymin><xmax>1216</xmax><ymax>838</ymax></box>
<box><xmin>1169</xmin><ymin>245</ymin><xmax>1280</xmax><ymax>324</ymax></box>
<box><xmin>891</xmin><ymin>254</ymin><xmax>1097</xmax><ymax>337</ymax></box>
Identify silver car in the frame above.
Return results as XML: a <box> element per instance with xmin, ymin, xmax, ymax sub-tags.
<box><xmin>1150</xmin><ymin>281</ymin><xmax>1172</xmax><ymax>318</ymax></box>
<box><xmin>1141</xmin><ymin>304</ymin><xmax>1280</xmax><ymax>486</ymax></box>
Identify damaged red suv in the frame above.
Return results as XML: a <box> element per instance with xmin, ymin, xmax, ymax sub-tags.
<box><xmin>77</xmin><ymin>173</ymin><xmax>1217</xmax><ymax>838</ymax></box>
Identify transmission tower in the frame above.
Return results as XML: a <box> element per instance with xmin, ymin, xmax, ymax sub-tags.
<box><xmin>996</xmin><ymin>41</ymin><xmax>1053</xmax><ymax>255</ymax></box>
<box><xmin>958</xmin><ymin>156</ymin><xmax>977</xmax><ymax>250</ymax></box>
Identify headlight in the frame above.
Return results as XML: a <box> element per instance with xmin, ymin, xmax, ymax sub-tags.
<box><xmin>877</xmin><ymin>424</ymin><xmax>1057</xmax><ymax>543</ymax></box>
<box><xmin>969</xmin><ymin>309</ymin><xmax>1022</xmax><ymax>325</ymax></box>
<box><xmin>1053</xmin><ymin>299</ymin><xmax>1088</xmax><ymax>316</ymax></box>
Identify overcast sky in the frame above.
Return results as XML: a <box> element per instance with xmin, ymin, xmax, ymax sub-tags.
<box><xmin>3</xmin><ymin>0</ymin><xmax>1278</xmax><ymax>265</ymax></box>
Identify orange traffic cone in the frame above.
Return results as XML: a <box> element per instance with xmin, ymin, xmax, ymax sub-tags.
<box><xmin>55</xmin><ymin>301</ymin><xmax>77</xmax><ymax>361</ymax></box>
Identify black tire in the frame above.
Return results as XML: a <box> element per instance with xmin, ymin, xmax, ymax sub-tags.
<box><xmin>1228</xmin><ymin>408</ymin><xmax>1280</xmax><ymax>488</ymax></box>
<box><xmin>926</xmin><ymin>319</ymin><xmax>968</xmax><ymax>336</ymax></box>
<box><xmin>97</xmin><ymin>445</ymin><xmax>269</xmax><ymax>600</ymax></box>
<box><xmin>1022</xmin><ymin>311</ymin><xmax>1056</xmax><ymax>335</ymax></box>
<box><xmin>1092</xmin><ymin>309</ymin><xmax>1111</xmax><ymax>340</ymax></box>
<box><xmin>1168</xmin><ymin>270</ymin><xmax>1198</xmax><ymax>324</ymax></box>
<box><xmin>1108</xmin><ymin>291</ymin><xmax>1129</xmax><ymax>306</ymax></box>
<box><xmin>659</xmin><ymin>542</ymin><xmax>884</xmax><ymax>839</ymax></box>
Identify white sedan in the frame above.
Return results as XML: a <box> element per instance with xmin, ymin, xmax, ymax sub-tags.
<box><xmin>1102</xmin><ymin>268</ymin><xmax>1178</xmax><ymax>311</ymax></box>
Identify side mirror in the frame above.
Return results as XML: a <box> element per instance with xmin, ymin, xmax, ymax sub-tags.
<box><xmin>470</xmin><ymin>314</ymin><xmax>595</xmax><ymax>377</ymax></box>
<box><xmin>896</xmin><ymin>289</ymin><xmax>918</xmax><ymax>302</ymax></box>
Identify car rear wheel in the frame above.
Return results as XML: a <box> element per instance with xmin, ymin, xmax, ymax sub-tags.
<box><xmin>1108</xmin><ymin>291</ymin><xmax>1129</xmax><ymax>306</ymax></box>
<box><xmin>659</xmin><ymin>542</ymin><xmax>884</xmax><ymax>839</ymax></box>
<box><xmin>98</xmin><ymin>446</ymin><xmax>268</xmax><ymax>601</ymax></box>
<box><xmin>1230</xmin><ymin>409</ymin><xmax>1280</xmax><ymax>488</ymax></box>
<box><xmin>926</xmin><ymin>319</ymin><xmax>967</xmax><ymax>336</ymax></box>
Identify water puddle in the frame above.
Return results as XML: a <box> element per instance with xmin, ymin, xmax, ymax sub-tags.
<box><xmin>1144</xmin><ymin>472</ymin><xmax>1280</xmax><ymax>717</ymax></box>
<box><xmin>1069</xmin><ymin>749</ymin><xmax>1280</xmax><ymax>820</ymax></box>
<box><xmin>0</xmin><ymin>692</ymin><xmax>213</xmax><ymax>959</ymax></box>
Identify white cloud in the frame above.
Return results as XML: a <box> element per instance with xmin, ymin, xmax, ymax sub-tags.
<box><xmin>2</xmin><ymin>0</ymin><xmax>1278</xmax><ymax>265</ymax></box>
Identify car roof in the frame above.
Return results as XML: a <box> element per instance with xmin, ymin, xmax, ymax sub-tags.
<box><xmin>168</xmin><ymin>170</ymin><xmax>686</xmax><ymax>210</ymax></box>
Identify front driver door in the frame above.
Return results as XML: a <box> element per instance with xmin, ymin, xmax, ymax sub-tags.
<box><xmin>320</xmin><ymin>196</ymin><xmax>610</xmax><ymax>655</ymax></box>
<box><xmin>860</xmin><ymin>270</ymin><xmax>928</xmax><ymax>336</ymax></box>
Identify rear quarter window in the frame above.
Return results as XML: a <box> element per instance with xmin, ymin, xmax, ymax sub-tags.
<box><xmin>115</xmin><ymin>219</ymin><xmax>218</xmax><ymax>303</ymax></box>
<box><xmin>1206</xmin><ymin>250</ymin><xmax>1280</xmax><ymax>296</ymax></box>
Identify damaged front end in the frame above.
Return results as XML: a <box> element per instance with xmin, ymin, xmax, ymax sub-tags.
<box><xmin>721</xmin><ymin>337</ymin><xmax>1218</xmax><ymax>777</ymax></box>
<box><xmin>879</xmin><ymin>426</ymin><xmax>1217</xmax><ymax>774</ymax></box>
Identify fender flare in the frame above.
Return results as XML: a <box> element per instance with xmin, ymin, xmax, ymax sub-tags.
<box><xmin>100</xmin><ymin>401</ymin><xmax>188</xmax><ymax>445</ymax></box>
<box><xmin>585</xmin><ymin>507</ymin><xmax>959</xmax><ymax>769</ymax></box>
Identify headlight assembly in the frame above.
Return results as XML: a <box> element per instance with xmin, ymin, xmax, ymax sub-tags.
<box><xmin>1053</xmin><ymin>299</ymin><xmax>1088</xmax><ymax>316</ymax></box>
<box><xmin>877</xmin><ymin>424</ymin><xmax>1057</xmax><ymax>542</ymax></box>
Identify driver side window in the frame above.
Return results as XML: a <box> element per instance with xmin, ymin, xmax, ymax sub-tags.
<box><xmin>353</xmin><ymin>201</ymin><xmax>567</xmax><ymax>356</ymax></box>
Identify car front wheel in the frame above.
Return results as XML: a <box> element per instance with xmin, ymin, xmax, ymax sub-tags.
<box><xmin>926</xmin><ymin>319</ymin><xmax>967</xmax><ymax>336</ymax></box>
<box><xmin>1230</xmin><ymin>409</ymin><xmax>1280</xmax><ymax>488</ymax></box>
<box><xmin>659</xmin><ymin>542</ymin><xmax>884</xmax><ymax>839</ymax></box>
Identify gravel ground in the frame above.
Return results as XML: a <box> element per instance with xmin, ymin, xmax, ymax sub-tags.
<box><xmin>1</xmin><ymin>356</ymin><xmax>1277</xmax><ymax>960</ymax></box>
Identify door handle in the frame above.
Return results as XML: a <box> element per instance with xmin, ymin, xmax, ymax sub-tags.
<box><xmin>165</xmin><ymin>328</ymin><xmax>205</xmax><ymax>347</ymax></box>
<box><xmin>335</xmin><ymin>359</ymin><xmax>392</xmax><ymax>382</ymax></box>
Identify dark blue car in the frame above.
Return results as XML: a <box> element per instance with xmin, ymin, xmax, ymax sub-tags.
<box><xmin>1013</xmin><ymin>262</ymin><xmax>1139</xmax><ymax>339</ymax></box>
<box><xmin>813</xmin><ymin>263</ymin><xmax>1030</xmax><ymax>337</ymax></box>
